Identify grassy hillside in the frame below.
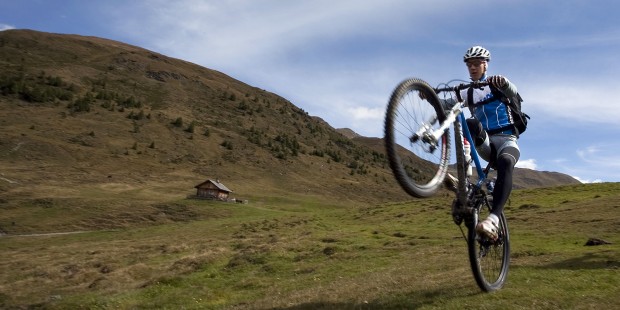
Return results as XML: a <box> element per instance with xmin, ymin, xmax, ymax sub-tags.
<box><xmin>0</xmin><ymin>29</ymin><xmax>418</xmax><ymax>206</ymax></box>
<box><xmin>0</xmin><ymin>182</ymin><xmax>618</xmax><ymax>309</ymax></box>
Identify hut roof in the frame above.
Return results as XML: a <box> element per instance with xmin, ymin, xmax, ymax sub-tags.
<box><xmin>194</xmin><ymin>179</ymin><xmax>232</xmax><ymax>192</ymax></box>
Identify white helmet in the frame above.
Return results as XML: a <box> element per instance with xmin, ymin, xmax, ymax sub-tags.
<box><xmin>463</xmin><ymin>46</ymin><xmax>491</xmax><ymax>62</ymax></box>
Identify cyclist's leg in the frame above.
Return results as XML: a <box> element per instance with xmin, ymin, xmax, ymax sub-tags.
<box><xmin>477</xmin><ymin>135</ymin><xmax>519</xmax><ymax>239</ymax></box>
<box><xmin>490</xmin><ymin>137</ymin><xmax>520</xmax><ymax>217</ymax></box>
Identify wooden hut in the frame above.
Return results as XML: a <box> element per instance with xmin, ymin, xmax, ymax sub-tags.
<box><xmin>194</xmin><ymin>179</ymin><xmax>232</xmax><ymax>200</ymax></box>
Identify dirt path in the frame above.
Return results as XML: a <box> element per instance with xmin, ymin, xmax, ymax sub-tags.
<box><xmin>0</xmin><ymin>230</ymin><xmax>116</xmax><ymax>238</ymax></box>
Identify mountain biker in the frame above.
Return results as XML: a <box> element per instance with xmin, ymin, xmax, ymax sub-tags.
<box><xmin>447</xmin><ymin>46</ymin><xmax>521</xmax><ymax>240</ymax></box>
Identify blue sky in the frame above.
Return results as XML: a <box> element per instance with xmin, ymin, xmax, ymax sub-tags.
<box><xmin>2</xmin><ymin>0</ymin><xmax>620</xmax><ymax>183</ymax></box>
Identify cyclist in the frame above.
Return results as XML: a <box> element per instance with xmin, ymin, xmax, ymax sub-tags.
<box><xmin>446</xmin><ymin>46</ymin><xmax>521</xmax><ymax>240</ymax></box>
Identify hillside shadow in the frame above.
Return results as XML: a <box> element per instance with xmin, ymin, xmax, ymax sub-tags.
<box><xmin>267</xmin><ymin>287</ymin><xmax>481</xmax><ymax>310</ymax></box>
<box><xmin>538</xmin><ymin>252</ymin><xmax>619</xmax><ymax>270</ymax></box>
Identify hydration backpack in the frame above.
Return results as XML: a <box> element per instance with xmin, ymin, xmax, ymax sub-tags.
<box><xmin>468</xmin><ymin>86</ymin><xmax>530</xmax><ymax>137</ymax></box>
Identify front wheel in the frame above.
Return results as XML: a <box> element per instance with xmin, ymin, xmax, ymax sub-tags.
<box><xmin>384</xmin><ymin>78</ymin><xmax>451</xmax><ymax>198</ymax></box>
<box><xmin>467</xmin><ymin>201</ymin><xmax>510</xmax><ymax>292</ymax></box>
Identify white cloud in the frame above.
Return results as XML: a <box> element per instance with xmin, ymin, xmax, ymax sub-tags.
<box><xmin>572</xmin><ymin>176</ymin><xmax>601</xmax><ymax>184</ymax></box>
<box><xmin>110</xmin><ymin>1</ymin><xmax>417</xmax><ymax>64</ymax></box>
<box><xmin>490</xmin><ymin>28</ymin><xmax>620</xmax><ymax>49</ymax></box>
<box><xmin>541</xmin><ymin>143</ymin><xmax>620</xmax><ymax>183</ymax></box>
<box><xmin>524</xmin><ymin>82</ymin><xmax>620</xmax><ymax>126</ymax></box>
<box><xmin>104</xmin><ymin>0</ymin><xmax>483</xmax><ymax>71</ymax></box>
<box><xmin>0</xmin><ymin>24</ymin><xmax>15</xmax><ymax>31</ymax></box>
<box><xmin>576</xmin><ymin>144</ymin><xmax>620</xmax><ymax>168</ymax></box>
<box><xmin>347</xmin><ymin>106</ymin><xmax>384</xmax><ymax>121</ymax></box>
<box><xmin>516</xmin><ymin>158</ymin><xmax>537</xmax><ymax>170</ymax></box>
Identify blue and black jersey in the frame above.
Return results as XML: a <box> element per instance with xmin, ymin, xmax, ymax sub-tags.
<box><xmin>459</xmin><ymin>74</ymin><xmax>519</xmax><ymax>134</ymax></box>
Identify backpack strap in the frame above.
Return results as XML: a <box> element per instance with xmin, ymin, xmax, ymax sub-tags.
<box><xmin>455</xmin><ymin>89</ymin><xmax>463</xmax><ymax>102</ymax></box>
<box><xmin>493</xmin><ymin>87</ymin><xmax>524</xmax><ymax>137</ymax></box>
<box><xmin>466</xmin><ymin>86</ymin><xmax>494</xmax><ymax>114</ymax></box>
<box><xmin>488</xmin><ymin>85</ymin><xmax>504</xmax><ymax>101</ymax></box>
<box><xmin>467</xmin><ymin>86</ymin><xmax>475</xmax><ymax>115</ymax></box>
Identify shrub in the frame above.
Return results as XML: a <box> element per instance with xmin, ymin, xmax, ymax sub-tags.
<box><xmin>172</xmin><ymin>117</ymin><xmax>183</xmax><ymax>127</ymax></box>
<box><xmin>185</xmin><ymin>122</ymin><xmax>195</xmax><ymax>133</ymax></box>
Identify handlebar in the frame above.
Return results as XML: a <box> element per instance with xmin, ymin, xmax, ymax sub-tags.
<box><xmin>434</xmin><ymin>80</ymin><xmax>489</xmax><ymax>94</ymax></box>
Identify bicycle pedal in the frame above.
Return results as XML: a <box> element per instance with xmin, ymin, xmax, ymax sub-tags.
<box><xmin>452</xmin><ymin>214</ymin><xmax>463</xmax><ymax>225</ymax></box>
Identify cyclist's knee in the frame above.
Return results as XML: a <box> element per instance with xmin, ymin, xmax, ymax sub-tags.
<box><xmin>496</xmin><ymin>149</ymin><xmax>519</xmax><ymax>170</ymax></box>
<box><xmin>502</xmin><ymin>146</ymin><xmax>520</xmax><ymax>162</ymax></box>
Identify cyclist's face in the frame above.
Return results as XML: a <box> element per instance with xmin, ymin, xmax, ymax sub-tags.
<box><xmin>466</xmin><ymin>59</ymin><xmax>487</xmax><ymax>81</ymax></box>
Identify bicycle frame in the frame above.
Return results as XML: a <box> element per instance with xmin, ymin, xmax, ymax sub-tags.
<box><xmin>434</xmin><ymin>81</ymin><xmax>492</xmax><ymax>192</ymax></box>
<box><xmin>421</xmin><ymin>98</ymin><xmax>489</xmax><ymax>190</ymax></box>
<box><xmin>458</xmin><ymin>110</ymin><xmax>488</xmax><ymax>188</ymax></box>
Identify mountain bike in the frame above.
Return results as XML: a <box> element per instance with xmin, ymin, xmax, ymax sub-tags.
<box><xmin>384</xmin><ymin>78</ymin><xmax>510</xmax><ymax>292</ymax></box>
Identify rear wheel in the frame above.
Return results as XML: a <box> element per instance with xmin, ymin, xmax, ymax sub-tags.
<box><xmin>384</xmin><ymin>78</ymin><xmax>450</xmax><ymax>198</ymax></box>
<box><xmin>467</xmin><ymin>199</ymin><xmax>510</xmax><ymax>292</ymax></box>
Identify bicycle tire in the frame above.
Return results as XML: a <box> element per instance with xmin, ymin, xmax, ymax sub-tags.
<box><xmin>467</xmin><ymin>200</ymin><xmax>510</xmax><ymax>292</ymax></box>
<box><xmin>384</xmin><ymin>78</ymin><xmax>450</xmax><ymax>198</ymax></box>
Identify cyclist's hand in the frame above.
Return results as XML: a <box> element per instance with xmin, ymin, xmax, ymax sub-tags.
<box><xmin>487</xmin><ymin>75</ymin><xmax>507</xmax><ymax>88</ymax></box>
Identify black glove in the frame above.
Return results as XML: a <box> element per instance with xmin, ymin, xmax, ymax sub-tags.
<box><xmin>487</xmin><ymin>75</ymin><xmax>507</xmax><ymax>89</ymax></box>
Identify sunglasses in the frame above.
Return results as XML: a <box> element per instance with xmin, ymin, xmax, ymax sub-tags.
<box><xmin>466</xmin><ymin>60</ymin><xmax>487</xmax><ymax>67</ymax></box>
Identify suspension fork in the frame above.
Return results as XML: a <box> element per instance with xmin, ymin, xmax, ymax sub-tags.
<box><xmin>410</xmin><ymin>103</ymin><xmax>461</xmax><ymax>151</ymax></box>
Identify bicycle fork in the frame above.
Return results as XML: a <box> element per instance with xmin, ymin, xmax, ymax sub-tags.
<box><xmin>410</xmin><ymin>104</ymin><xmax>462</xmax><ymax>151</ymax></box>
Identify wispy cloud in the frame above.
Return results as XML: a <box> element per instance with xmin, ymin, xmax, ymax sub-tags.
<box><xmin>572</xmin><ymin>176</ymin><xmax>601</xmax><ymax>184</ymax></box>
<box><xmin>577</xmin><ymin>144</ymin><xmax>620</xmax><ymax>169</ymax></box>
<box><xmin>346</xmin><ymin>106</ymin><xmax>385</xmax><ymax>122</ymax></box>
<box><xmin>0</xmin><ymin>24</ymin><xmax>15</xmax><ymax>31</ymax></box>
<box><xmin>525</xmin><ymin>82</ymin><xmax>620</xmax><ymax>126</ymax></box>
<box><xmin>516</xmin><ymin>158</ymin><xmax>537</xmax><ymax>170</ymax></box>
<box><xmin>489</xmin><ymin>29</ymin><xmax>620</xmax><ymax>49</ymax></box>
<box><xmin>106</xmin><ymin>0</ymin><xmax>476</xmax><ymax>67</ymax></box>
<box><xmin>543</xmin><ymin>143</ymin><xmax>620</xmax><ymax>183</ymax></box>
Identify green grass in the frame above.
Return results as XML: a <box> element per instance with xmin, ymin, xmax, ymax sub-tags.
<box><xmin>0</xmin><ymin>183</ymin><xmax>619</xmax><ymax>309</ymax></box>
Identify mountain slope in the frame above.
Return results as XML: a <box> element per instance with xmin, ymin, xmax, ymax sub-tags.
<box><xmin>345</xmin><ymin>130</ymin><xmax>581</xmax><ymax>189</ymax></box>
